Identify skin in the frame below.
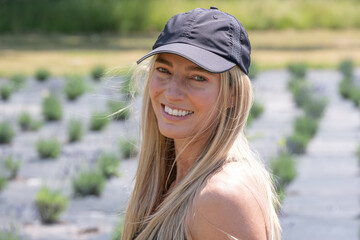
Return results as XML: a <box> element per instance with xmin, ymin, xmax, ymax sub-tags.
<box><xmin>149</xmin><ymin>53</ymin><xmax>267</xmax><ymax>239</ymax></box>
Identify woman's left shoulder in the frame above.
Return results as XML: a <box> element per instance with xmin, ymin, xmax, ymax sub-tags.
<box><xmin>188</xmin><ymin>162</ymin><xmax>267</xmax><ymax>240</ymax></box>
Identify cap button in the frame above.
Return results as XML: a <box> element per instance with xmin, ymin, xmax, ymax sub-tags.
<box><xmin>210</xmin><ymin>6</ymin><xmax>218</xmax><ymax>10</ymax></box>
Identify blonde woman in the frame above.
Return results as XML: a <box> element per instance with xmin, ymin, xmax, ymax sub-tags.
<box><xmin>122</xmin><ymin>7</ymin><xmax>281</xmax><ymax>240</ymax></box>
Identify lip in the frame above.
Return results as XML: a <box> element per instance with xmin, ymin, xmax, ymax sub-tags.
<box><xmin>161</xmin><ymin>104</ymin><xmax>193</xmax><ymax>120</ymax></box>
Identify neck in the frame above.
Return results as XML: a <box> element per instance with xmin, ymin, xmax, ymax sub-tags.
<box><xmin>173</xmin><ymin>136</ymin><xmax>208</xmax><ymax>186</ymax></box>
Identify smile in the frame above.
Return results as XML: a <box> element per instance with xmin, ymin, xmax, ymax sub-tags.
<box><xmin>164</xmin><ymin>105</ymin><xmax>194</xmax><ymax>117</ymax></box>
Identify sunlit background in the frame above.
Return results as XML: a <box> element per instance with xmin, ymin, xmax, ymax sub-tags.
<box><xmin>0</xmin><ymin>0</ymin><xmax>359</xmax><ymax>239</ymax></box>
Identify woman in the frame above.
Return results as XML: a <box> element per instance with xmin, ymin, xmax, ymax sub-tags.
<box><xmin>122</xmin><ymin>7</ymin><xmax>281</xmax><ymax>240</ymax></box>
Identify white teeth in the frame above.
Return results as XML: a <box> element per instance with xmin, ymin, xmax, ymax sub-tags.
<box><xmin>164</xmin><ymin>105</ymin><xmax>192</xmax><ymax>117</ymax></box>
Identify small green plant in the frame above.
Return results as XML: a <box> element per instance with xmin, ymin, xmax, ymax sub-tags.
<box><xmin>270</xmin><ymin>151</ymin><xmax>296</xmax><ymax>191</ymax></box>
<box><xmin>18</xmin><ymin>112</ymin><xmax>31</xmax><ymax>130</ymax></box>
<box><xmin>10</xmin><ymin>74</ymin><xmax>26</xmax><ymax>90</ymax></box>
<box><xmin>303</xmin><ymin>97</ymin><xmax>327</xmax><ymax>119</ymax></box>
<box><xmin>294</xmin><ymin>115</ymin><xmax>318</xmax><ymax>139</ymax></box>
<box><xmin>0</xmin><ymin>121</ymin><xmax>15</xmax><ymax>145</ymax></box>
<box><xmin>0</xmin><ymin>176</ymin><xmax>7</xmax><ymax>193</ymax></box>
<box><xmin>287</xmin><ymin>62</ymin><xmax>307</xmax><ymax>79</ymax></box>
<box><xmin>68</xmin><ymin>119</ymin><xmax>84</xmax><ymax>142</ymax></box>
<box><xmin>0</xmin><ymin>85</ymin><xmax>12</xmax><ymax>101</ymax></box>
<box><xmin>291</xmin><ymin>81</ymin><xmax>312</xmax><ymax>108</ymax></box>
<box><xmin>247</xmin><ymin>100</ymin><xmax>264</xmax><ymax>126</ymax></box>
<box><xmin>286</xmin><ymin>132</ymin><xmax>310</xmax><ymax>155</ymax></box>
<box><xmin>108</xmin><ymin>100</ymin><xmax>131</xmax><ymax>121</ymax></box>
<box><xmin>18</xmin><ymin>112</ymin><xmax>42</xmax><ymax>131</ymax></box>
<box><xmin>91</xmin><ymin>65</ymin><xmax>106</xmax><ymax>81</ymax></box>
<box><xmin>3</xmin><ymin>156</ymin><xmax>21</xmax><ymax>180</ymax></box>
<box><xmin>338</xmin><ymin>59</ymin><xmax>354</xmax><ymax>78</ymax></box>
<box><xmin>0</xmin><ymin>230</ymin><xmax>21</xmax><ymax>240</ymax></box>
<box><xmin>119</xmin><ymin>138</ymin><xmax>138</xmax><ymax>159</ymax></box>
<box><xmin>35</xmin><ymin>186</ymin><xmax>68</xmax><ymax>224</ymax></box>
<box><xmin>97</xmin><ymin>152</ymin><xmax>120</xmax><ymax>178</ymax></box>
<box><xmin>356</xmin><ymin>144</ymin><xmax>360</xmax><ymax>166</ymax></box>
<box><xmin>36</xmin><ymin>139</ymin><xmax>61</xmax><ymax>159</ymax></box>
<box><xmin>35</xmin><ymin>68</ymin><xmax>51</xmax><ymax>82</ymax></box>
<box><xmin>64</xmin><ymin>75</ymin><xmax>86</xmax><ymax>101</ymax></box>
<box><xmin>248</xmin><ymin>61</ymin><xmax>259</xmax><ymax>80</ymax></box>
<box><xmin>349</xmin><ymin>87</ymin><xmax>360</xmax><ymax>107</ymax></box>
<box><xmin>339</xmin><ymin>77</ymin><xmax>353</xmax><ymax>99</ymax></box>
<box><xmin>112</xmin><ymin>217</ymin><xmax>124</xmax><ymax>240</ymax></box>
<box><xmin>42</xmin><ymin>95</ymin><xmax>63</xmax><ymax>121</ymax></box>
<box><xmin>72</xmin><ymin>170</ymin><xmax>105</xmax><ymax>197</ymax></box>
<box><xmin>89</xmin><ymin>112</ymin><xmax>109</xmax><ymax>131</ymax></box>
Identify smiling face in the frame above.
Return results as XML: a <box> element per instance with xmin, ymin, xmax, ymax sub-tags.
<box><xmin>149</xmin><ymin>53</ymin><xmax>221</xmax><ymax>143</ymax></box>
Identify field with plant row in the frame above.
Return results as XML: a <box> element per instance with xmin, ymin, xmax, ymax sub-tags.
<box><xmin>0</xmin><ymin>60</ymin><xmax>359</xmax><ymax>239</ymax></box>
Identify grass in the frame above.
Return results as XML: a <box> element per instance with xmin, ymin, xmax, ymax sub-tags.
<box><xmin>0</xmin><ymin>29</ymin><xmax>359</xmax><ymax>76</ymax></box>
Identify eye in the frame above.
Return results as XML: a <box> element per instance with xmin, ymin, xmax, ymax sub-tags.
<box><xmin>193</xmin><ymin>75</ymin><xmax>207</xmax><ymax>82</ymax></box>
<box><xmin>156</xmin><ymin>67</ymin><xmax>170</xmax><ymax>74</ymax></box>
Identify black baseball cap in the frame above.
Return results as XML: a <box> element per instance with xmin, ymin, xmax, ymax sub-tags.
<box><xmin>137</xmin><ymin>7</ymin><xmax>251</xmax><ymax>75</ymax></box>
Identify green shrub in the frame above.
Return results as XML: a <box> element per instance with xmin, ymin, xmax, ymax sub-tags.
<box><xmin>0</xmin><ymin>176</ymin><xmax>7</xmax><ymax>193</ymax></box>
<box><xmin>108</xmin><ymin>100</ymin><xmax>131</xmax><ymax>121</ymax></box>
<box><xmin>286</xmin><ymin>132</ymin><xmax>310</xmax><ymax>155</ymax></box>
<box><xmin>247</xmin><ymin>100</ymin><xmax>264</xmax><ymax>126</ymax></box>
<box><xmin>10</xmin><ymin>74</ymin><xmax>26</xmax><ymax>90</ymax></box>
<box><xmin>64</xmin><ymin>75</ymin><xmax>86</xmax><ymax>101</ymax></box>
<box><xmin>18</xmin><ymin>112</ymin><xmax>31</xmax><ymax>130</ymax></box>
<box><xmin>36</xmin><ymin>139</ymin><xmax>61</xmax><ymax>159</ymax></box>
<box><xmin>250</xmin><ymin>100</ymin><xmax>264</xmax><ymax>119</ymax></box>
<box><xmin>338</xmin><ymin>59</ymin><xmax>354</xmax><ymax>78</ymax></box>
<box><xmin>112</xmin><ymin>217</ymin><xmax>124</xmax><ymax>240</ymax></box>
<box><xmin>0</xmin><ymin>121</ymin><xmax>15</xmax><ymax>145</ymax></box>
<box><xmin>349</xmin><ymin>87</ymin><xmax>360</xmax><ymax>107</ymax></box>
<box><xmin>0</xmin><ymin>230</ymin><xmax>21</xmax><ymax>240</ymax></box>
<box><xmin>35</xmin><ymin>186</ymin><xmax>68</xmax><ymax>224</ymax></box>
<box><xmin>18</xmin><ymin>112</ymin><xmax>42</xmax><ymax>131</ymax></box>
<box><xmin>0</xmin><ymin>85</ymin><xmax>12</xmax><ymax>101</ymax></box>
<box><xmin>68</xmin><ymin>119</ymin><xmax>84</xmax><ymax>142</ymax></box>
<box><xmin>303</xmin><ymin>97</ymin><xmax>327</xmax><ymax>119</ymax></box>
<box><xmin>42</xmin><ymin>95</ymin><xmax>63</xmax><ymax>121</ymax></box>
<box><xmin>3</xmin><ymin>155</ymin><xmax>21</xmax><ymax>180</ymax></box>
<box><xmin>97</xmin><ymin>152</ymin><xmax>120</xmax><ymax>178</ymax></box>
<box><xmin>119</xmin><ymin>138</ymin><xmax>138</xmax><ymax>159</ymax></box>
<box><xmin>339</xmin><ymin>77</ymin><xmax>353</xmax><ymax>99</ymax></box>
<box><xmin>89</xmin><ymin>112</ymin><xmax>109</xmax><ymax>131</ymax></box>
<box><xmin>35</xmin><ymin>68</ymin><xmax>51</xmax><ymax>82</ymax></box>
<box><xmin>289</xmin><ymin>80</ymin><xmax>312</xmax><ymax>108</ymax></box>
<box><xmin>270</xmin><ymin>151</ymin><xmax>296</xmax><ymax>190</ymax></box>
<box><xmin>72</xmin><ymin>170</ymin><xmax>105</xmax><ymax>197</ymax></box>
<box><xmin>294</xmin><ymin>115</ymin><xmax>318</xmax><ymax>139</ymax></box>
<box><xmin>287</xmin><ymin>62</ymin><xmax>307</xmax><ymax>79</ymax></box>
<box><xmin>91</xmin><ymin>65</ymin><xmax>106</xmax><ymax>81</ymax></box>
<box><xmin>248</xmin><ymin>61</ymin><xmax>259</xmax><ymax>80</ymax></box>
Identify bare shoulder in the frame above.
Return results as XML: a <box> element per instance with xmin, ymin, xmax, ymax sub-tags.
<box><xmin>188</xmin><ymin>162</ymin><xmax>267</xmax><ymax>240</ymax></box>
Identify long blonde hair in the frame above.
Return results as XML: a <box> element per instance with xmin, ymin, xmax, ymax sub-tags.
<box><xmin>122</xmin><ymin>55</ymin><xmax>281</xmax><ymax>240</ymax></box>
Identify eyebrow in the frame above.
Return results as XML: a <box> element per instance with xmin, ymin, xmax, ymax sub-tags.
<box><xmin>155</xmin><ymin>57</ymin><xmax>210</xmax><ymax>73</ymax></box>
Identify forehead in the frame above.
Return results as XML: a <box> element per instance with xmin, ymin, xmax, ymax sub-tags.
<box><xmin>155</xmin><ymin>53</ymin><xmax>211</xmax><ymax>73</ymax></box>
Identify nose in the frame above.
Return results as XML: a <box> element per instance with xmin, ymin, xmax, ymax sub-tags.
<box><xmin>164</xmin><ymin>75</ymin><xmax>185</xmax><ymax>101</ymax></box>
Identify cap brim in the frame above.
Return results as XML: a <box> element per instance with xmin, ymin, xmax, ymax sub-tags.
<box><xmin>136</xmin><ymin>43</ymin><xmax>235</xmax><ymax>73</ymax></box>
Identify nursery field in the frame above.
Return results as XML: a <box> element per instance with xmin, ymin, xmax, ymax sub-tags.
<box><xmin>0</xmin><ymin>28</ymin><xmax>360</xmax><ymax>239</ymax></box>
<box><xmin>0</xmin><ymin>59</ymin><xmax>359</xmax><ymax>239</ymax></box>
